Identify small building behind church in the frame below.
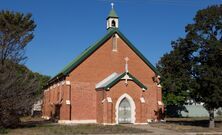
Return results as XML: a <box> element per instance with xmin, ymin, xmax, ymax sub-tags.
<box><xmin>42</xmin><ymin>5</ymin><xmax>163</xmax><ymax>124</ymax></box>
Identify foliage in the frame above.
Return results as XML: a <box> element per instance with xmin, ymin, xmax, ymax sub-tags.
<box><xmin>157</xmin><ymin>4</ymin><xmax>222</xmax><ymax>127</ymax></box>
<box><xmin>0</xmin><ymin>10</ymin><xmax>36</xmax><ymax>65</ymax></box>
<box><xmin>186</xmin><ymin>4</ymin><xmax>222</xmax><ymax>110</ymax></box>
<box><xmin>0</xmin><ymin>61</ymin><xmax>50</xmax><ymax>128</ymax></box>
<box><xmin>157</xmin><ymin>38</ymin><xmax>196</xmax><ymax>106</ymax></box>
<box><xmin>0</xmin><ymin>10</ymin><xmax>49</xmax><ymax>128</ymax></box>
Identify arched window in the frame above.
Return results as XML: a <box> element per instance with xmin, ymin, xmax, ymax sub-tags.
<box><xmin>118</xmin><ymin>98</ymin><xmax>131</xmax><ymax>123</ymax></box>
<box><xmin>111</xmin><ymin>20</ymin><xmax>116</xmax><ymax>27</ymax></box>
<box><xmin>115</xmin><ymin>93</ymin><xmax>136</xmax><ymax>124</ymax></box>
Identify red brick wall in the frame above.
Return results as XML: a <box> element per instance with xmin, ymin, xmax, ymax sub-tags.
<box><xmin>96</xmin><ymin>80</ymin><xmax>155</xmax><ymax>124</ymax></box>
<box><xmin>43</xmin><ymin>33</ymin><xmax>162</xmax><ymax>123</ymax></box>
<box><xmin>42</xmin><ymin>83</ymin><xmax>72</xmax><ymax>120</ymax></box>
<box><xmin>96</xmin><ymin>90</ymin><xmax>105</xmax><ymax>123</ymax></box>
<box><xmin>59</xmin><ymin>84</ymin><xmax>71</xmax><ymax>120</ymax></box>
<box><xmin>107</xmin><ymin>80</ymin><xmax>147</xmax><ymax>123</ymax></box>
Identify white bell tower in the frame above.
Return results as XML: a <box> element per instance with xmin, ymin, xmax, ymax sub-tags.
<box><xmin>107</xmin><ymin>3</ymin><xmax>119</xmax><ymax>29</ymax></box>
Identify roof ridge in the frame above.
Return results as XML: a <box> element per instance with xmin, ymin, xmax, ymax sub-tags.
<box><xmin>48</xmin><ymin>28</ymin><xmax>117</xmax><ymax>83</ymax></box>
<box><xmin>48</xmin><ymin>28</ymin><xmax>159</xmax><ymax>84</ymax></box>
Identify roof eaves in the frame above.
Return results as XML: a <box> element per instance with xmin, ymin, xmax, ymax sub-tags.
<box><xmin>104</xmin><ymin>72</ymin><xmax>148</xmax><ymax>90</ymax></box>
<box><xmin>115</xmin><ymin>30</ymin><xmax>160</xmax><ymax>75</ymax></box>
<box><xmin>48</xmin><ymin>28</ymin><xmax>118</xmax><ymax>84</ymax></box>
<box><xmin>128</xmin><ymin>73</ymin><xmax>147</xmax><ymax>90</ymax></box>
<box><xmin>48</xmin><ymin>72</ymin><xmax>64</xmax><ymax>84</ymax></box>
<box><xmin>48</xmin><ymin>28</ymin><xmax>160</xmax><ymax>84</ymax></box>
<box><xmin>62</xmin><ymin>29</ymin><xmax>117</xmax><ymax>76</ymax></box>
<box><xmin>104</xmin><ymin>72</ymin><xmax>125</xmax><ymax>90</ymax></box>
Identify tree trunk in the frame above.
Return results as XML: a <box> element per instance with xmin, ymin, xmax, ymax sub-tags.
<box><xmin>209</xmin><ymin>108</ymin><xmax>215</xmax><ymax>128</ymax></box>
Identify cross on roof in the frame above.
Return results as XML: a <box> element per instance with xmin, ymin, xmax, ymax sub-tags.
<box><xmin>111</xmin><ymin>3</ymin><xmax>114</xmax><ymax>9</ymax></box>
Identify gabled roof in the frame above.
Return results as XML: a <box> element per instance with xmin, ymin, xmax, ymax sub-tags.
<box><xmin>96</xmin><ymin>72</ymin><xmax>120</xmax><ymax>89</ymax></box>
<box><xmin>107</xmin><ymin>8</ymin><xmax>118</xmax><ymax>19</ymax></box>
<box><xmin>48</xmin><ymin>28</ymin><xmax>159</xmax><ymax>84</ymax></box>
<box><xmin>96</xmin><ymin>72</ymin><xmax>148</xmax><ymax>90</ymax></box>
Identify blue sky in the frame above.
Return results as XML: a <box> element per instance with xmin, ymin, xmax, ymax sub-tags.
<box><xmin>1</xmin><ymin>0</ymin><xmax>221</xmax><ymax>76</ymax></box>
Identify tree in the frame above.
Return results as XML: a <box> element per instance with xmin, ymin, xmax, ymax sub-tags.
<box><xmin>158</xmin><ymin>4</ymin><xmax>222</xmax><ymax>128</ymax></box>
<box><xmin>0</xmin><ymin>61</ymin><xmax>50</xmax><ymax>128</ymax></box>
<box><xmin>0</xmin><ymin>10</ymin><xmax>36</xmax><ymax>65</ymax></box>
<box><xmin>0</xmin><ymin>10</ymin><xmax>49</xmax><ymax>128</ymax></box>
<box><xmin>188</xmin><ymin>5</ymin><xmax>222</xmax><ymax>128</ymax></box>
<box><xmin>157</xmin><ymin>38</ymin><xmax>197</xmax><ymax>116</ymax></box>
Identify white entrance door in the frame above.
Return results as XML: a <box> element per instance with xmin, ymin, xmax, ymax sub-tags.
<box><xmin>118</xmin><ymin>98</ymin><xmax>131</xmax><ymax>123</ymax></box>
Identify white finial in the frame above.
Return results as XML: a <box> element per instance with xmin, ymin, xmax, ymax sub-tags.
<box><xmin>111</xmin><ymin>2</ymin><xmax>114</xmax><ymax>9</ymax></box>
<box><xmin>124</xmin><ymin>57</ymin><xmax>129</xmax><ymax>73</ymax></box>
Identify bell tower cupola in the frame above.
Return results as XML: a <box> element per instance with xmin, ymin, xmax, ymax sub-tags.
<box><xmin>107</xmin><ymin>3</ymin><xmax>119</xmax><ymax>29</ymax></box>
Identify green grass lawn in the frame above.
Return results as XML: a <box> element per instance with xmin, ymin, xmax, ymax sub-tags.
<box><xmin>3</xmin><ymin>117</ymin><xmax>222</xmax><ymax>134</ymax></box>
<box><xmin>0</xmin><ymin>117</ymin><xmax>151</xmax><ymax>135</ymax></box>
<box><xmin>2</xmin><ymin>124</ymin><xmax>151</xmax><ymax>135</ymax></box>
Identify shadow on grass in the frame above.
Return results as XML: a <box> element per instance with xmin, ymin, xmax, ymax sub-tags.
<box><xmin>166</xmin><ymin>119</ymin><xmax>222</xmax><ymax>127</ymax></box>
<box><xmin>18</xmin><ymin>119</ymin><xmax>53</xmax><ymax>128</ymax></box>
<box><xmin>0</xmin><ymin>127</ymin><xmax>8</xmax><ymax>134</ymax></box>
<box><xmin>0</xmin><ymin>118</ymin><xmax>53</xmax><ymax>135</ymax></box>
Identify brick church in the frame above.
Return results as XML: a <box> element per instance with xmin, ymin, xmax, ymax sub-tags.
<box><xmin>42</xmin><ymin>5</ymin><xmax>163</xmax><ymax>124</ymax></box>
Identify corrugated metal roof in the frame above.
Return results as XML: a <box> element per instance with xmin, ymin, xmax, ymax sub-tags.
<box><xmin>48</xmin><ymin>28</ymin><xmax>159</xmax><ymax>84</ymax></box>
<box><xmin>96</xmin><ymin>72</ymin><xmax>121</xmax><ymax>89</ymax></box>
<box><xmin>96</xmin><ymin>72</ymin><xmax>148</xmax><ymax>90</ymax></box>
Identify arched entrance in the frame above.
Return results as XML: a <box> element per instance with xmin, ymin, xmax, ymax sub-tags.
<box><xmin>115</xmin><ymin>93</ymin><xmax>136</xmax><ymax>124</ymax></box>
<box><xmin>118</xmin><ymin>98</ymin><xmax>131</xmax><ymax>123</ymax></box>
